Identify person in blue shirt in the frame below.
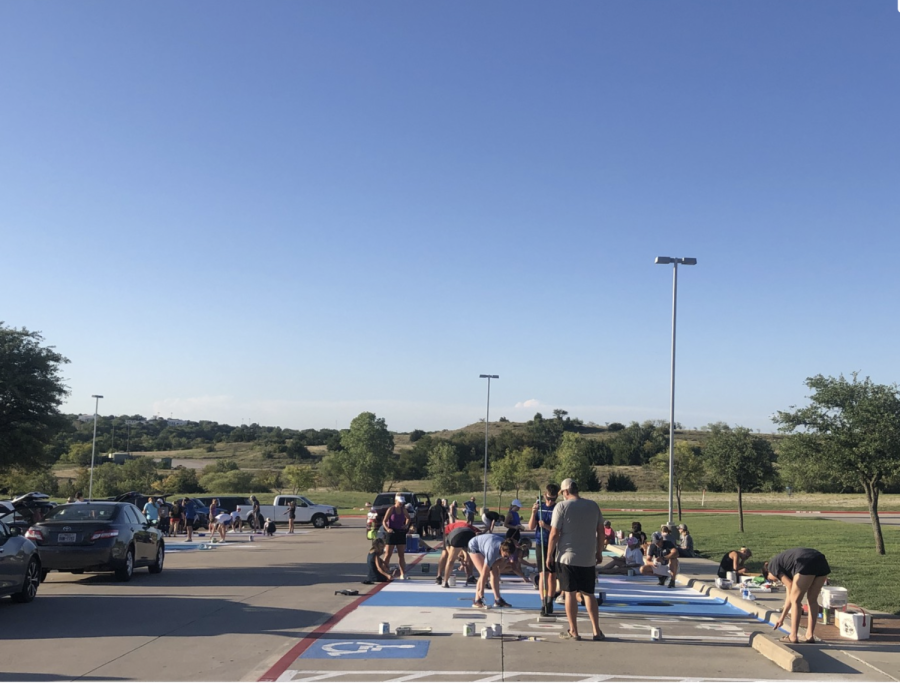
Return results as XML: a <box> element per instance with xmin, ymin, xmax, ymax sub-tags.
<box><xmin>504</xmin><ymin>499</ymin><xmax>524</xmax><ymax>541</ymax></box>
<box><xmin>529</xmin><ymin>483</ymin><xmax>560</xmax><ymax>616</ymax></box>
<box><xmin>464</xmin><ymin>497</ymin><xmax>477</xmax><ymax>525</ymax></box>
<box><xmin>183</xmin><ymin>498</ymin><xmax>197</xmax><ymax>542</ymax></box>
<box><xmin>142</xmin><ymin>497</ymin><xmax>160</xmax><ymax>526</ymax></box>
<box><xmin>467</xmin><ymin>533</ymin><xmax>515</xmax><ymax>609</ymax></box>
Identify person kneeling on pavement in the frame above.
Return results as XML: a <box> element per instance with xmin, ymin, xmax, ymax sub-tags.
<box><xmin>640</xmin><ymin>531</ymin><xmax>679</xmax><ymax>588</ymax></box>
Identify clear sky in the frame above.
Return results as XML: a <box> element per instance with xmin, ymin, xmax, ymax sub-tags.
<box><xmin>2</xmin><ymin>1</ymin><xmax>898</xmax><ymax>434</ymax></box>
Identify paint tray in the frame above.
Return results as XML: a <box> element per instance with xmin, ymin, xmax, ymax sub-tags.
<box><xmin>395</xmin><ymin>625</ymin><xmax>433</xmax><ymax>636</ymax></box>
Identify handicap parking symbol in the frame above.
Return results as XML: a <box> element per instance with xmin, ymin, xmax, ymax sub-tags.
<box><xmin>300</xmin><ymin>639</ymin><xmax>430</xmax><ymax>660</ymax></box>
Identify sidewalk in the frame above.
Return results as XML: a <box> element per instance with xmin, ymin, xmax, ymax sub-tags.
<box><xmin>672</xmin><ymin>552</ymin><xmax>900</xmax><ymax>678</ymax></box>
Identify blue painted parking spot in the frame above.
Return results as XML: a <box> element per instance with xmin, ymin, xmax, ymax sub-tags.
<box><xmin>299</xmin><ymin>639</ymin><xmax>430</xmax><ymax>660</ymax></box>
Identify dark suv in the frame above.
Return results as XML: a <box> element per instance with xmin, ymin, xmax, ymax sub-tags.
<box><xmin>366</xmin><ymin>492</ymin><xmax>432</xmax><ymax>537</ymax></box>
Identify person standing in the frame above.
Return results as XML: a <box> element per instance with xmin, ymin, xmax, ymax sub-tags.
<box><xmin>382</xmin><ymin>495</ymin><xmax>411</xmax><ymax>580</ymax></box>
<box><xmin>250</xmin><ymin>495</ymin><xmax>262</xmax><ymax>531</ymax></box>
<box><xmin>464</xmin><ymin>497</ymin><xmax>477</xmax><ymax>525</ymax></box>
<box><xmin>546</xmin><ymin>478</ymin><xmax>605</xmax><ymax>641</ymax></box>
<box><xmin>287</xmin><ymin>500</ymin><xmax>297</xmax><ymax>534</ymax></box>
<box><xmin>529</xmin><ymin>483</ymin><xmax>560</xmax><ymax>616</ymax></box>
<box><xmin>142</xmin><ymin>497</ymin><xmax>160</xmax><ymax>526</ymax></box>
<box><xmin>157</xmin><ymin>498</ymin><xmax>170</xmax><ymax>536</ymax></box>
<box><xmin>504</xmin><ymin>500</ymin><xmax>525</xmax><ymax>541</ymax></box>
<box><xmin>449</xmin><ymin>500</ymin><xmax>459</xmax><ymax>521</ymax></box>
<box><xmin>169</xmin><ymin>498</ymin><xmax>182</xmax><ymax>537</ymax></box>
<box><xmin>208</xmin><ymin>499</ymin><xmax>218</xmax><ymax>535</ymax></box>
<box><xmin>764</xmin><ymin>548</ymin><xmax>831</xmax><ymax>644</ymax></box>
<box><xmin>184</xmin><ymin>498</ymin><xmax>196</xmax><ymax>542</ymax></box>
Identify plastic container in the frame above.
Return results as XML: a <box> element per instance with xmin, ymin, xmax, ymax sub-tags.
<box><xmin>837</xmin><ymin>609</ymin><xmax>870</xmax><ymax>640</ymax></box>
<box><xmin>448</xmin><ymin>576</ymin><xmax>457</xmax><ymax>587</ymax></box>
<box><xmin>821</xmin><ymin>586</ymin><xmax>848</xmax><ymax>609</ymax></box>
<box><xmin>727</xmin><ymin>571</ymin><xmax>738</xmax><ymax>584</ymax></box>
<box><xmin>463</xmin><ymin>622</ymin><xmax>475</xmax><ymax>637</ymax></box>
<box><xmin>650</xmin><ymin>627</ymin><xmax>662</xmax><ymax>641</ymax></box>
<box><xmin>715</xmin><ymin>578</ymin><xmax>733</xmax><ymax>590</ymax></box>
<box><xmin>491</xmin><ymin>623</ymin><xmax>502</xmax><ymax>637</ymax></box>
<box><xmin>378</xmin><ymin>622</ymin><xmax>390</xmax><ymax>635</ymax></box>
<box><xmin>481</xmin><ymin>626</ymin><xmax>494</xmax><ymax>639</ymax></box>
<box><xmin>406</xmin><ymin>534</ymin><xmax>420</xmax><ymax>553</ymax></box>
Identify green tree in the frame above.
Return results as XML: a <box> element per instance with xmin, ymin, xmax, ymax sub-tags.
<box><xmin>774</xmin><ymin>373</ymin><xmax>900</xmax><ymax>555</ymax></box>
<box><xmin>649</xmin><ymin>441</ymin><xmax>705</xmax><ymax>521</ymax></box>
<box><xmin>321</xmin><ymin>412</ymin><xmax>395</xmax><ymax>491</ymax></box>
<box><xmin>282</xmin><ymin>464</ymin><xmax>316</xmax><ymax>493</ymax></box>
<box><xmin>554</xmin><ymin>433</ymin><xmax>597</xmax><ymax>491</ymax></box>
<box><xmin>490</xmin><ymin>453</ymin><xmax>518</xmax><ymax>508</ymax></box>
<box><xmin>156</xmin><ymin>466</ymin><xmax>202</xmax><ymax>494</ymax></box>
<box><xmin>252</xmin><ymin>469</ymin><xmax>283</xmax><ymax>493</ymax></box>
<box><xmin>0</xmin><ymin>325</ymin><xmax>70</xmax><ymax>471</ymax></box>
<box><xmin>704</xmin><ymin>424</ymin><xmax>776</xmax><ymax>532</ymax></box>
<box><xmin>199</xmin><ymin>469</ymin><xmax>254</xmax><ymax>493</ymax></box>
<box><xmin>428</xmin><ymin>442</ymin><xmax>460</xmax><ymax>494</ymax></box>
<box><xmin>61</xmin><ymin>442</ymin><xmax>94</xmax><ymax>466</ymax></box>
<box><xmin>0</xmin><ymin>466</ymin><xmax>59</xmax><ymax>496</ymax></box>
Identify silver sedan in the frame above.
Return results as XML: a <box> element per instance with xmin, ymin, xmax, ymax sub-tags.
<box><xmin>0</xmin><ymin>519</ymin><xmax>41</xmax><ymax>603</ymax></box>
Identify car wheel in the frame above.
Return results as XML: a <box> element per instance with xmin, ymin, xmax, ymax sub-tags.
<box><xmin>11</xmin><ymin>557</ymin><xmax>41</xmax><ymax>603</ymax></box>
<box><xmin>115</xmin><ymin>547</ymin><xmax>135</xmax><ymax>582</ymax></box>
<box><xmin>312</xmin><ymin>514</ymin><xmax>326</xmax><ymax>529</ymax></box>
<box><xmin>148</xmin><ymin>543</ymin><xmax>165</xmax><ymax>574</ymax></box>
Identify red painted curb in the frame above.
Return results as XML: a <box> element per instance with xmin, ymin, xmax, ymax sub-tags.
<box><xmin>258</xmin><ymin>546</ymin><xmax>437</xmax><ymax>681</ymax></box>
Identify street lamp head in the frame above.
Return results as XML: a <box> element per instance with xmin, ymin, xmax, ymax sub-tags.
<box><xmin>654</xmin><ymin>257</ymin><xmax>673</xmax><ymax>265</ymax></box>
<box><xmin>655</xmin><ymin>257</ymin><xmax>697</xmax><ymax>266</ymax></box>
<box><xmin>479</xmin><ymin>374</ymin><xmax>499</xmax><ymax>379</ymax></box>
<box><xmin>681</xmin><ymin>258</ymin><xmax>698</xmax><ymax>266</ymax></box>
<box><xmin>92</xmin><ymin>395</ymin><xmax>104</xmax><ymax>399</ymax></box>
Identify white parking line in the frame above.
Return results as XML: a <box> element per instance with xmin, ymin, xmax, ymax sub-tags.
<box><xmin>277</xmin><ymin>671</ymin><xmax>778</xmax><ymax>683</ymax></box>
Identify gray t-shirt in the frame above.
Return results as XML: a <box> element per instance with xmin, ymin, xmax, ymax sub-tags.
<box><xmin>550</xmin><ymin>497</ymin><xmax>602</xmax><ymax>567</ymax></box>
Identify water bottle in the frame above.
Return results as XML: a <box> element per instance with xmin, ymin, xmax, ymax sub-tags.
<box><xmin>741</xmin><ymin>587</ymin><xmax>749</xmax><ymax>600</ymax></box>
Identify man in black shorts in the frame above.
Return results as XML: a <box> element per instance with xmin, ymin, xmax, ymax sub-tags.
<box><xmin>546</xmin><ymin>478</ymin><xmax>605</xmax><ymax>641</ymax></box>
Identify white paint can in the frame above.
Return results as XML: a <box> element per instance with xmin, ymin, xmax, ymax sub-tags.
<box><xmin>378</xmin><ymin>622</ymin><xmax>390</xmax><ymax>635</ymax></box>
<box><xmin>650</xmin><ymin>627</ymin><xmax>662</xmax><ymax>641</ymax></box>
<box><xmin>463</xmin><ymin>622</ymin><xmax>476</xmax><ymax>637</ymax></box>
<box><xmin>481</xmin><ymin>626</ymin><xmax>494</xmax><ymax>639</ymax></box>
<box><xmin>727</xmin><ymin>571</ymin><xmax>738</xmax><ymax>584</ymax></box>
<box><xmin>491</xmin><ymin>623</ymin><xmax>502</xmax><ymax>637</ymax></box>
<box><xmin>448</xmin><ymin>576</ymin><xmax>457</xmax><ymax>587</ymax></box>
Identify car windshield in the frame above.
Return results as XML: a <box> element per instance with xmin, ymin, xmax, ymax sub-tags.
<box><xmin>45</xmin><ymin>504</ymin><xmax>120</xmax><ymax>522</ymax></box>
<box><xmin>373</xmin><ymin>494</ymin><xmax>397</xmax><ymax>507</ymax></box>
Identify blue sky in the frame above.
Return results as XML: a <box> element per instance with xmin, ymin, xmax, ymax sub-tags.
<box><xmin>2</xmin><ymin>2</ymin><xmax>898</xmax><ymax>433</ymax></box>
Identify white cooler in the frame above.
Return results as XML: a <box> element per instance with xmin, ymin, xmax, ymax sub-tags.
<box><xmin>837</xmin><ymin>610</ymin><xmax>871</xmax><ymax>640</ymax></box>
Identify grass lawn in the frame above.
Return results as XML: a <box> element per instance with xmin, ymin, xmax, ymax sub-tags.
<box><xmin>598</xmin><ymin>510</ymin><xmax>900</xmax><ymax>615</ymax></box>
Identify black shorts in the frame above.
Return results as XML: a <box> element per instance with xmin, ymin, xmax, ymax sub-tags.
<box><xmin>447</xmin><ymin>528</ymin><xmax>477</xmax><ymax>549</ymax></box>
<box><xmin>386</xmin><ymin>530</ymin><xmax>407</xmax><ymax>547</ymax></box>
<box><xmin>797</xmin><ymin>553</ymin><xmax>831</xmax><ymax>577</ymax></box>
<box><xmin>534</xmin><ymin>543</ymin><xmax>558</xmax><ymax>574</ymax></box>
<box><xmin>558</xmin><ymin>563</ymin><xmax>596</xmax><ymax>594</ymax></box>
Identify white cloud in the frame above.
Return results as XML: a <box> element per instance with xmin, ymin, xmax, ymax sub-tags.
<box><xmin>514</xmin><ymin>399</ymin><xmax>542</xmax><ymax>409</ymax></box>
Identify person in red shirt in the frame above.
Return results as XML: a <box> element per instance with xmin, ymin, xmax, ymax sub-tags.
<box><xmin>435</xmin><ymin>520</ymin><xmax>482</xmax><ymax>587</ymax></box>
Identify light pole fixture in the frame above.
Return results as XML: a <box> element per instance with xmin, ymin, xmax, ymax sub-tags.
<box><xmin>89</xmin><ymin>395</ymin><xmax>104</xmax><ymax>501</ymax></box>
<box><xmin>655</xmin><ymin>256</ymin><xmax>697</xmax><ymax>527</ymax></box>
<box><xmin>479</xmin><ymin>374</ymin><xmax>499</xmax><ymax>508</ymax></box>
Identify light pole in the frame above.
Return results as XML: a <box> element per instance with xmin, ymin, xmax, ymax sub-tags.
<box><xmin>89</xmin><ymin>394</ymin><xmax>104</xmax><ymax>501</ymax></box>
<box><xmin>479</xmin><ymin>374</ymin><xmax>499</xmax><ymax>508</ymax></box>
<box><xmin>655</xmin><ymin>256</ymin><xmax>697</xmax><ymax>527</ymax></box>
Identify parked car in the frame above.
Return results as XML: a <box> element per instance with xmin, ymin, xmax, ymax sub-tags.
<box><xmin>194</xmin><ymin>495</ymin><xmax>339</xmax><ymax>529</ymax></box>
<box><xmin>366</xmin><ymin>492</ymin><xmax>432</xmax><ymax>537</ymax></box>
<box><xmin>0</xmin><ymin>491</ymin><xmax>56</xmax><ymax>535</ymax></box>
<box><xmin>26</xmin><ymin>502</ymin><xmax>165</xmax><ymax>582</ymax></box>
<box><xmin>0</xmin><ymin>519</ymin><xmax>41</xmax><ymax>603</ymax></box>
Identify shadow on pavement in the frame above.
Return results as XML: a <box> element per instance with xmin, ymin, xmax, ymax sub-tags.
<box><xmin>42</xmin><ymin>562</ymin><xmax>366</xmax><ymax>588</ymax></box>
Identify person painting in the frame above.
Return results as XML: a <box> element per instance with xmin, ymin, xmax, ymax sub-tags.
<box><xmin>480</xmin><ymin>506</ymin><xmax>502</xmax><ymax>532</ymax></box>
<box><xmin>436</xmin><ymin>519</ymin><xmax>481</xmax><ymax>587</ymax></box>
<box><xmin>382</xmin><ymin>495</ymin><xmax>411</xmax><ymax>580</ymax></box>
<box><xmin>641</xmin><ymin>531</ymin><xmax>679</xmax><ymax>588</ymax></box>
<box><xmin>546</xmin><ymin>478</ymin><xmax>605</xmax><ymax>641</ymax></box>
<box><xmin>764</xmin><ymin>548</ymin><xmax>831</xmax><ymax>644</ymax></box>
<box><xmin>603</xmin><ymin>520</ymin><xmax>616</xmax><ymax>546</ymax></box>
<box><xmin>466</xmin><ymin>533</ymin><xmax>515</xmax><ymax>609</ymax></box>
<box><xmin>598</xmin><ymin>535</ymin><xmax>644</xmax><ymax>575</ymax></box>
<box><xmin>529</xmin><ymin>483</ymin><xmax>560</xmax><ymax>616</ymax></box>
<box><xmin>365</xmin><ymin>538</ymin><xmax>400</xmax><ymax>583</ymax></box>
<box><xmin>717</xmin><ymin>547</ymin><xmax>753</xmax><ymax>578</ymax></box>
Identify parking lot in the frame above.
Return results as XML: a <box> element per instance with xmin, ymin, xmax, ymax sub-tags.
<box><xmin>1</xmin><ymin>520</ymin><xmax>894</xmax><ymax>682</ymax></box>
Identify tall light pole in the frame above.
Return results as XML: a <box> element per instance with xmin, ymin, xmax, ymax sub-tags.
<box><xmin>89</xmin><ymin>394</ymin><xmax>104</xmax><ymax>501</ymax></box>
<box><xmin>479</xmin><ymin>374</ymin><xmax>499</xmax><ymax>508</ymax></box>
<box><xmin>655</xmin><ymin>257</ymin><xmax>697</xmax><ymax>527</ymax></box>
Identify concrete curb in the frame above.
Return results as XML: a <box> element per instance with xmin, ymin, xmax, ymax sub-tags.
<box><xmin>750</xmin><ymin>632</ymin><xmax>810</xmax><ymax>672</ymax></box>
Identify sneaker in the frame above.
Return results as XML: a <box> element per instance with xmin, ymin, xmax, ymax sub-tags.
<box><xmin>668</xmin><ymin>578</ymin><xmax>676</xmax><ymax>589</ymax></box>
<box><xmin>466</xmin><ymin>576</ymin><xmax>477</xmax><ymax>585</ymax></box>
<box><xmin>532</xmin><ymin>575</ymin><xmax>541</xmax><ymax>590</ymax></box>
<box><xmin>472</xmin><ymin>598</ymin><xmax>486</xmax><ymax>609</ymax></box>
<box><xmin>442</xmin><ymin>582</ymin><xmax>450</xmax><ymax>588</ymax></box>
<box><xmin>592</xmin><ymin>631</ymin><xmax>606</xmax><ymax>641</ymax></box>
<box><xmin>402</xmin><ymin>575</ymin><xmax>410</xmax><ymax>581</ymax></box>
<box><xmin>555</xmin><ymin>594</ymin><xmax>565</xmax><ymax>604</ymax></box>
<box><xmin>658</xmin><ymin>576</ymin><xmax>667</xmax><ymax>586</ymax></box>
<box><xmin>434</xmin><ymin>577</ymin><xmax>442</xmax><ymax>585</ymax></box>
<box><xmin>495</xmin><ymin>598</ymin><xmax>512</xmax><ymax>608</ymax></box>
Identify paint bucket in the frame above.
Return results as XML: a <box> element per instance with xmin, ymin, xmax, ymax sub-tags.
<box><xmin>448</xmin><ymin>576</ymin><xmax>457</xmax><ymax>587</ymax></box>
<box><xmin>378</xmin><ymin>622</ymin><xmax>390</xmax><ymax>635</ymax></box>
<box><xmin>421</xmin><ymin>563</ymin><xmax>431</xmax><ymax>573</ymax></box>
<box><xmin>727</xmin><ymin>571</ymin><xmax>738</xmax><ymax>584</ymax></box>
<box><xmin>491</xmin><ymin>623</ymin><xmax>502</xmax><ymax>637</ymax></box>
<box><xmin>650</xmin><ymin>627</ymin><xmax>662</xmax><ymax>641</ymax></box>
<box><xmin>249</xmin><ymin>535</ymin><xmax>254</xmax><ymax>542</ymax></box>
<box><xmin>627</xmin><ymin>568</ymin><xmax>635</xmax><ymax>577</ymax></box>
<box><xmin>481</xmin><ymin>626</ymin><xmax>494</xmax><ymax>639</ymax></box>
<box><xmin>463</xmin><ymin>622</ymin><xmax>476</xmax><ymax>637</ymax></box>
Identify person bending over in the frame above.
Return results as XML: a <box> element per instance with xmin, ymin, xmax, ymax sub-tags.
<box><xmin>467</xmin><ymin>534</ymin><xmax>515</xmax><ymax>609</ymax></box>
<box><xmin>366</xmin><ymin>538</ymin><xmax>400</xmax><ymax>583</ymax></box>
<box><xmin>764</xmin><ymin>548</ymin><xmax>831</xmax><ymax>645</ymax></box>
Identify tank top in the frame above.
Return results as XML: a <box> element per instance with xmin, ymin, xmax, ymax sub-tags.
<box><xmin>367</xmin><ymin>552</ymin><xmax>387</xmax><ymax>582</ymax></box>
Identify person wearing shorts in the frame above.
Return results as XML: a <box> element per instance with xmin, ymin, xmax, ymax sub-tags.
<box><xmin>287</xmin><ymin>500</ymin><xmax>296</xmax><ymax>533</ymax></box>
<box><xmin>232</xmin><ymin>506</ymin><xmax>243</xmax><ymax>532</ymax></box>
<box><xmin>466</xmin><ymin>533</ymin><xmax>515</xmax><ymax>609</ymax></box>
<box><xmin>764</xmin><ymin>548</ymin><xmax>832</xmax><ymax>644</ymax></box>
<box><xmin>183</xmin><ymin>498</ymin><xmax>196</xmax><ymax>542</ymax></box>
<box><xmin>547</xmin><ymin>478</ymin><xmax>605</xmax><ymax>641</ymax></box>
<box><xmin>382</xmin><ymin>495</ymin><xmax>411</xmax><ymax>580</ymax></box>
<box><xmin>437</xmin><ymin>521</ymin><xmax>480</xmax><ymax>587</ymax></box>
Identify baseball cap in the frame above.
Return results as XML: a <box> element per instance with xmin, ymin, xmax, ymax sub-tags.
<box><xmin>626</xmin><ymin>536</ymin><xmax>641</xmax><ymax>546</ymax></box>
<box><xmin>395</xmin><ymin>495</ymin><xmax>406</xmax><ymax>503</ymax></box>
<box><xmin>560</xmin><ymin>478</ymin><xmax>575</xmax><ymax>491</ymax></box>
<box><xmin>510</xmin><ymin>499</ymin><xmax>522</xmax><ymax>508</ymax></box>
<box><xmin>651</xmin><ymin>531</ymin><xmax>662</xmax><ymax>541</ymax></box>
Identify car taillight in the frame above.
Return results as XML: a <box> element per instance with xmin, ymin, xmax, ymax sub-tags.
<box><xmin>90</xmin><ymin>529</ymin><xmax>120</xmax><ymax>541</ymax></box>
<box><xmin>25</xmin><ymin>529</ymin><xmax>43</xmax><ymax>541</ymax></box>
